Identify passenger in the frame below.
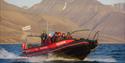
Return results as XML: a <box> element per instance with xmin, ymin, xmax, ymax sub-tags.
<box><xmin>55</xmin><ymin>32</ymin><xmax>60</xmax><ymax>42</ymax></box>
<box><xmin>52</xmin><ymin>32</ymin><xmax>61</xmax><ymax>42</ymax></box>
<box><xmin>62</xmin><ymin>33</ymin><xmax>66</xmax><ymax>40</ymax></box>
<box><xmin>40</xmin><ymin>32</ymin><xmax>48</xmax><ymax>46</ymax></box>
<box><xmin>51</xmin><ymin>32</ymin><xmax>58</xmax><ymax>43</ymax></box>
<box><xmin>51</xmin><ymin>32</ymin><xmax>66</xmax><ymax>42</ymax></box>
<box><xmin>47</xmin><ymin>33</ymin><xmax>53</xmax><ymax>45</ymax></box>
<box><xmin>57</xmin><ymin>32</ymin><xmax>61</xmax><ymax>41</ymax></box>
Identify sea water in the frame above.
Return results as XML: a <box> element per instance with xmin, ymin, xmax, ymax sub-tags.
<box><xmin>0</xmin><ymin>44</ymin><xmax>125</xmax><ymax>63</ymax></box>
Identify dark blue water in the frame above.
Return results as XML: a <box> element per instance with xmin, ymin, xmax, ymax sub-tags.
<box><xmin>0</xmin><ymin>44</ymin><xmax>125</xmax><ymax>63</ymax></box>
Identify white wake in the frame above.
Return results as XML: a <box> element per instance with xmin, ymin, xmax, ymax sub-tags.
<box><xmin>0</xmin><ymin>48</ymin><xmax>20</xmax><ymax>59</ymax></box>
<box><xmin>0</xmin><ymin>48</ymin><xmax>117</xmax><ymax>63</ymax></box>
<box><xmin>84</xmin><ymin>56</ymin><xmax>117</xmax><ymax>62</ymax></box>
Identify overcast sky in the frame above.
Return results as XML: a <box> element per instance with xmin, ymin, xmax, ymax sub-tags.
<box><xmin>98</xmin><ymin>0</ymin><xmax>125</xmax><ymax>5</ymax></box>
<box><xmin>4</xmin><ymin>0</ymin><xmax>42</xmax><ymax>8</ymax></box>
<box><xmin>4</xmin><ymin>0</ymin><xmax>125</xmax><ymax>8</ymax></box>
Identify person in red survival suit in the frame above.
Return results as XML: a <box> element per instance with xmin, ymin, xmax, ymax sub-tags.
<box><xmin>51</xmin><ymin>32</ymin><xmax>62</xmax><ymax>42</ymax></box>
<box><xmin>46</xmin><ymin>33</ymin><xmax>53</xmax><ymax>45</ymax></box>
<box><xmin>57</xmin><ymin>32</ymin><xmax>62</xmax><ymax>41</ymax></box>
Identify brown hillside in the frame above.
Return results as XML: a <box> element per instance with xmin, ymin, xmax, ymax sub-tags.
<box><xmin>0</xmin><ymin>0</ymin><xmax>79</xmax><ymax>43</ymax></box>
<box><xmin>29</xmin><ymin>0</ymin><xmax>125</xmax><ymax>42</ymax></box>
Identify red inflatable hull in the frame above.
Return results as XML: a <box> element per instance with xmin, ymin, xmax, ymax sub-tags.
<box><xmin>22</xmin><ymin>40</ymin><xmax>75</xmax><ymax>54</ymax></box>
<box><xmin>22</xmin><ymin>39</ymin><xmax>97</xmax><ymax>60</ymax></box>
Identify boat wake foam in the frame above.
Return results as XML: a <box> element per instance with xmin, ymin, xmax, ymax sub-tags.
<box><xmin>84</xmin><ymin>56</ymin><xmax>117</xmax><ymax>62</ymax></box>
<box><xmin>0</xmin><ymin>48</ymin><xmax>19</xmax><ymax>59</ymax></box>
<box><xmin>0</xmin><ymin>48</ymin><xmax>117</xmax><ymax>63</ymax></box>
<box><xmin>0</xmin><ymin>48</ymin><xmax>48</xmax><ymax>62</ymax></box>
<box><xmin>0</xmin><ymin>48</ymin><xmax>28</xmax><ymax>62</ymax></box>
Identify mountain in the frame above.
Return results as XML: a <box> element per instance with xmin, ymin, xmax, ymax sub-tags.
<box><xmin>0</xmin><ymin>0</ymin><xmax>79</xmax><ymax>43</ymax></box>
<box><xmin>114</xmin><ymin>3</ymin><xmax>125</xmax><ymax>12</ymax></box>
<box><xmin>0</xmin><ymin>0</ymin><xmax>125</xmax><ymax>43</ymax></box>
<box><xmin>28</xmin><ymin>0</ymin><xmax>125</xmax><ymax>42</ymax></box>
<box><xmin>0</xmin><ymin>0</ymin><xmax>39</xmax><ymax>43</ymax></box>
<box><xmin>29</xmin><ymin>0</ymin><xmax>101</xmax><ymax>24</ymax></box>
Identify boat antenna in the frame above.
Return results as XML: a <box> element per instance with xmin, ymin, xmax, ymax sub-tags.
<box><xmin>93</xmin><ymin>31</ymin><xmax>100</xmax><ymax>40</ymax></box>
<box><xmin>87</xmin><ymin>31</ymin><xmax>92</xmax><ymax>39</ymax></box>
<box><xmin>46</xmin><ymin>20</ymin><xmax>48</xmax><ymax>34</ymax></box>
